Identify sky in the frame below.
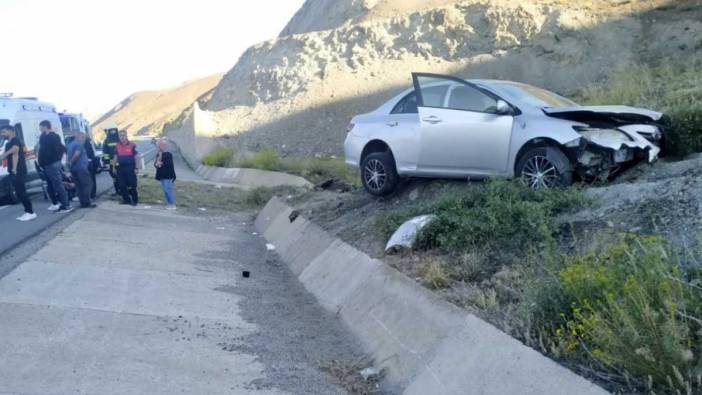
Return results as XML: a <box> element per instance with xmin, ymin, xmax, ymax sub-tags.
<box><xmin>0</xmin><ymin>0</ymin><xmax>305</xmax><ymax>118</ymax></box>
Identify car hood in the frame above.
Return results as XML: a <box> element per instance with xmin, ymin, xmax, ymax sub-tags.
<box><xmin>543</xmin><ymin>106</ymin><xmax>663</xmax><ymax>124</ymax></box>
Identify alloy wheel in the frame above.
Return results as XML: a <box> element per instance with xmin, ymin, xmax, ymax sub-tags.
<box><xmin>521</xmin><ymin>155</ymin><xmax>560</xmax><ymax>189</ymax></box>
<box><xmin>364</xmin><ymin>159</ymin><xmax>387</xmax><ymax>192</ymax></box>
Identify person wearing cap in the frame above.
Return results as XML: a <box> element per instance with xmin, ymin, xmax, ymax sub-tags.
<box><xmin>102</xmin><ymin>125</ymin><xmax>121</xmax><ymax>195</ymax></box>
<box><xmin>0</xmin><ymin>124</ymin><xmax>36</xmax><ymax>221</ymax></box>
<box><xmin>115</xmin><ymin>130</ymin><xmax>140</xmax><ymax>206</ymax></box>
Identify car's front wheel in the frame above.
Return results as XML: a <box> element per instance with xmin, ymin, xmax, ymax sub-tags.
<box><xmin>361</xmin><ymin>152</ymin><xmax>399</xmax><ymax>196</ymax></box>
<box><xmin>516</xmin><ymin>146</ymin><xmax>573</xmax><ymax>189</ymax></box>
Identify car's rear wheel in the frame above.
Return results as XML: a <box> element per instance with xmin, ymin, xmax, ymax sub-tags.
<box><xmin>516</xmin><ymin>146</ymin><xmax>573</xmax><ymax>189</ymax></box>
<box><xmin>361</xmin><ymin>152</ymin><xmax>399</xmax><ymax>196</ymax></box>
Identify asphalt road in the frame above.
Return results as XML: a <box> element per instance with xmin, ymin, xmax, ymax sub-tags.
<box><xmin>0</xmin><ymin>139</ymin><xmax>156</xmax><ymax>257</ymax></box>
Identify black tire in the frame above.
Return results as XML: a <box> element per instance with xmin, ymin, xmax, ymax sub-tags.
<box><xmin>361</xmin><ymin>152</ymin><xmax>399</xmax><ymax>196</ymax></box>
<box><xmin>515</xmin><ymin>146</ymin><xmax>573</xmax><ymax>189</ymax></box>
<box><xmin>1</xmin><ymin>177</ymin><xmax>18</xmax><ymax>205</ymax></box>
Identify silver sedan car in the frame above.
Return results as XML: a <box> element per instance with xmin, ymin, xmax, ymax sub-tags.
<box><xmin>344</xmin><ymin>73</ymin><xmax>665</xmax><ymax>195</ymax></box>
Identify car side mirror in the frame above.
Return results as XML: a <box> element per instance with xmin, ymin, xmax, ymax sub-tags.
<box><xmin>496</xmin><ymin>100</ymin><xmax>512</xmax><ymax>115</ymax></box>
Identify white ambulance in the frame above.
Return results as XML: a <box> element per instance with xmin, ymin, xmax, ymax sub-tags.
<box><xmin>0</xmin><ymin>94</ymin><xmax>63</xmax><ymax>203</ymax></box>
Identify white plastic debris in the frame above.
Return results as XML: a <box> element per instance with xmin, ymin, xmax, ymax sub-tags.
<box><xmin>360</xmin><ymin>367</ymin><xmax>380</xmax><ymax>381</ymax></box>
<box><xmin>216</xmin><ymin>227</ymin><xmax>226</xmax><ymax>230</ymax></box>
<box><xmin>385</xmin><ymin>215</ymin><xmax>436</xmax><ymax>253</ymax></box>
<box><xmin>266</xmin><ymin>243</ymin><xmax>276</xmax><ymax>251</ymax></box>
<box><xmin>252</xmin><ymin>232</ymin><xmax>259</xmax><ymax>236</ymax></box>
<box><xmin>143</xmin><ymin>205</ymin><xmax>152</xmax><ymax>209</ymax></box>
<box><xmin>198</xmin><ymin>208</ymin><xmax>207</xmax><ymax>212</ymax></box>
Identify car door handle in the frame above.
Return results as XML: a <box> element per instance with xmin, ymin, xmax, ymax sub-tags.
<box><xmin>422</xmin><ymin>116</ymin><xmax>442</xmax><ymax>124</ymax></box>
<box><xmin>386</xmin><ymin>122</ymin><xmax>399</xmax><ymax>127</ymax></box>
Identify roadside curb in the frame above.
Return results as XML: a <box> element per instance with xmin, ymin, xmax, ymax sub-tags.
<box><xmin>256</xmin><ymin>197</ymin><xmax>609</xmax><ymax>395</ymax></box>
<box><xmin>196</xmin><ymin>165</ymin><xmax>312</xmax><ymax>189</ymax></box>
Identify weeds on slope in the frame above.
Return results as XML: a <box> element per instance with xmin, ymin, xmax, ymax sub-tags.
<box><xmin>201</xmin><ymin>147</ymin><xmax>359</xmax><ymax>186</ymax></box>
<box><xmin>525</xmin><ymin>235</ymin><xmax>702</xmax><ymax>393</ymax></box>
<box><xmin>377</xmin><ymin>179</ymin><xmax>587</xmax><ymax>257</ymax></box>
<box><xmin>374</xmin><ymin>179</ymin><xmax>702</xmax><ymax>392</ymax></box>
<box><xmin>137</xmin><ymin>177</ymin><xmax>302</xmax><ymax>211</ymax></box>
<box><xmin>581</xmin><ymin>62</ymin><xmax>702</xmax><ymax>157</ymax></box>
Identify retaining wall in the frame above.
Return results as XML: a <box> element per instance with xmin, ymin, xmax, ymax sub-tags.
<box><xmin>255</xmin><ymin>197</ymin><xmax>609</xmax><ymax>395</ymax></box>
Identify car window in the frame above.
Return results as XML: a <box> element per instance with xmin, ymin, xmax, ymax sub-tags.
<box><xmin>391</xmin><ymin>92</ymin><xmax>418</xmax><ymax>114</ymax></box>
<box><xmin>422</xmin><ymin>85</ymin><xmax>450</xmax><ymax>107</ymax></box>
<box><xmin>448</xmin><ymin>85</ymin><xmax>498</xmax><ymax>113</ymax></box>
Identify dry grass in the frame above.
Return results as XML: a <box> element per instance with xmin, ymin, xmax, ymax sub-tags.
<box><xmin>136</xmin><ymin>177</ymin><xmax>303</xmax><ymax>212</ymax></box>
<box><xmin>201</xmin><ymin>147</ymin><xmax>360</xmax><ymax>186</ymax></box>
<box><xmin>421</xmin><ymin>258</ymin><xmax>450</xmax><ymax>290</ymax></box>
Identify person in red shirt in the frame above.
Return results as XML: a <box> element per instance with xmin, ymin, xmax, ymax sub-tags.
<box><xmin>115</xmin><ymin>131</ymin><xmax>140</xmax><ymax>206</ymax></box>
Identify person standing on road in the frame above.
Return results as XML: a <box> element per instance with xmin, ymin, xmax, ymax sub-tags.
<box><xmin>67</xmin><ymin>131</ymin><xmax>96</xmax><ymax>209</ymax></box>
<box><xmin>155</xmin><ymin>139</ymin><xmax>177</xmax><ymax>210</ymax></box>
<box><xmin>102</xmin><ymin>126</ymin><xmax>121</xmax><ymax>196</ymax></box>
<box><xmin>38</xmin><ymin>120</ymin><xmax>73</xmax><ymax>213</ymax></box>
<box><xmin>115</xmin><ymin>130</ymin><xmax>140</xmax><ymax>206</ymax></box>
<box><xmin>84</xmin><ymin>135</ymin><xmax>98</xmax><ymax>200</ymax></box>
<box><xmin>0</xmin><ymin>125</ymin><xmax>36</xmax><ymax>221</ymax></box>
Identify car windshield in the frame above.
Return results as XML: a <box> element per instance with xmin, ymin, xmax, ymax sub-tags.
<box><xmin>486</xmin><ymin>82</ymin><xmax>578</xmax><ymax>108</ymax></box>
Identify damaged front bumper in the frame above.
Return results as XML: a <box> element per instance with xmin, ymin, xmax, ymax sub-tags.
<box><xmin>564</xmin><ymin>125</ymin><xmax>662</xmax><ymax>179</ymax></box>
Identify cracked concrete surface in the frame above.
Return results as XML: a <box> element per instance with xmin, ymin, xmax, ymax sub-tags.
<box><xmin>0</xmin><ymin>202</ymin><xmax>365</xmax><ymax>395</ymax></box>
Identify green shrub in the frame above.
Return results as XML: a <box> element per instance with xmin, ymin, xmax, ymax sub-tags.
<box><xmin>202</xmin><ymin>147</ymin><xmax>234</xmax><ymax>167</ymax></box>
<box><xmin>581</xmin><ymin>63</ymin><xmax>702</xmax><ymax>157</ymax></box>
<box><xmin>378</xmin><ymin>179</ymin><xmax>586</xmax><ymax>255</ymax></box>
<box><xmin>531</xmin><ymin>235</ymin><xmax>702</xmax><ymax>392</ymax></box>
<box><xmin>242</xmin><ymin>187</ymin><xmax>276</xmax><ymax>207</ymax></box>
<box><xmin>204</xmin><ymin>146</ymin><xmax>359</xmax><ymax>185</ymax></box>
<box><xmin>241</xmin><ymin>185</ymin><xmax>302</xmax><ymax>208</ymax></box>
<box><xmin>235</xmin><ymin>148</ymin><xmax>281</xmax><ymax>171</ymax></box>
<box><xmin>665</xmin><ymin>104</ymin><xmax>702</xmax><ymax>157</ymax></box>
<box><xmin>283</xmin><ymin>156</ymin><xmax>358</xmax><ymax>185</ymax></box>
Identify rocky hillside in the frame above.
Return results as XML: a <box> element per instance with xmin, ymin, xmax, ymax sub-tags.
<box><xmin>93</xmin><ymin>73</ymin><xmax>222</xmax><ymax>139</ymax></box>
<box><xmin>171</xmin><ymin>0</ymin><xmax>701</xmax><ymax>161</ymax></box>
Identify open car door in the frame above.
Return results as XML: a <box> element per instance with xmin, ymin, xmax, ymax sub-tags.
<box><xmin>412</xmin><ymin>73</ymin><xmax>515</xmax><ymax>176</ymax></box>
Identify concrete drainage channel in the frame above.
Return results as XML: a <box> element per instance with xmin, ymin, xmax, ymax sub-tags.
<box><xmin>256</xmin><ymin>197</ymin><xmax>609</xmax><ymax>395</ymax></box>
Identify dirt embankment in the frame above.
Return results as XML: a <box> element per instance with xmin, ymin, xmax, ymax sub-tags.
<box><xmin>93</xmin><ymin>74</ymin><xmax>222</xmax><ymax>139</ymax></box>
<box><xmin>170</xmin><ymin>0</ymin><xmax>701</xmax><ymax>161</ymax></box>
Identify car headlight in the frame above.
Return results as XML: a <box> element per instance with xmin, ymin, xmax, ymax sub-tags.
<box><xmin>573</xmin><ymin>126</ymin><xmax>634</xmax><ymax>142</ymax></box>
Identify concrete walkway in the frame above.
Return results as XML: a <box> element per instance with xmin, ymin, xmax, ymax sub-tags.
<box><xmin>0</xmin><ymin>202</ymin><xmax>363</xmax><ymax>394</ymax></box>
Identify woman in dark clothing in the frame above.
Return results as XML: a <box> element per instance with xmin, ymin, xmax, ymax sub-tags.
<box><xmin>154</xmin><ymin>139</ymin><xmax>176</xmax><ymax>210</ymax></box>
